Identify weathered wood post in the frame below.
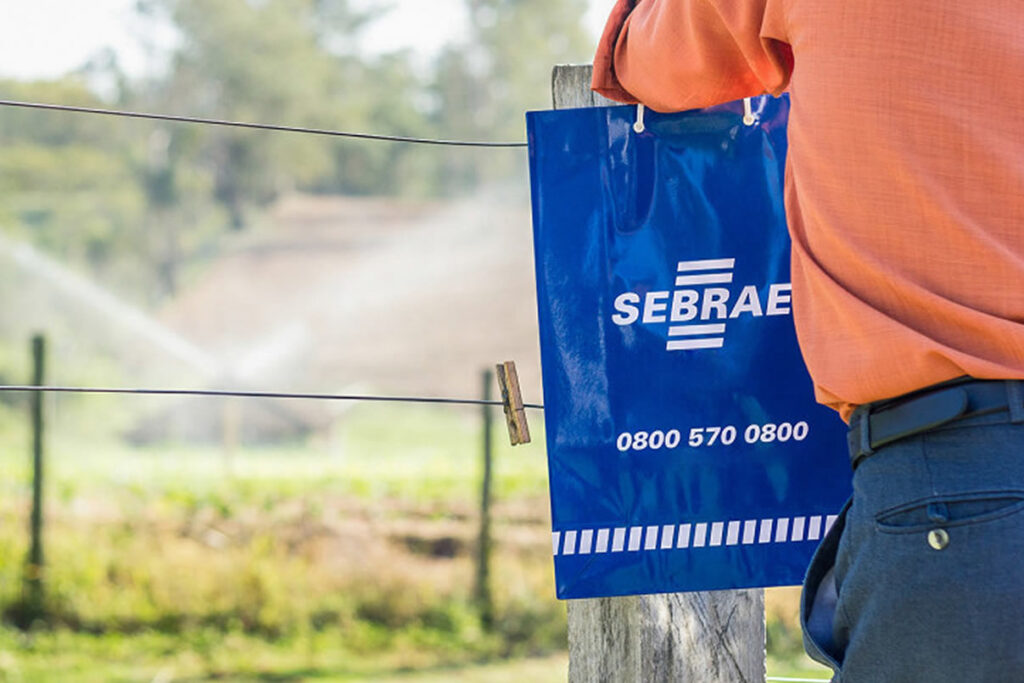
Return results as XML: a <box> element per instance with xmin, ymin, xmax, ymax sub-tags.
<box><xmin>552</xmin><ymin>64</ymin><xmax>766</xmax><ymax>682</ymax></box>
<box><xmin>476</xmin><ymin>368</ymin><xmax>495</xmax><ymax>629</ymax></box>
<box><xmin>25</xmin><ymin>333</ymin><xmax>47</xmax><ymax>623</ymax></box>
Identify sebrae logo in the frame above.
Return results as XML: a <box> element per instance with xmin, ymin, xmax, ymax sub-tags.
<box><xmin>611</xmin><ymin>258</ymin><xmax>791</xmax><ymax>351</ymax></box>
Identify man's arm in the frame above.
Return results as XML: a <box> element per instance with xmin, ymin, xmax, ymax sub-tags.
<box><xmin>592</xmin><ymin>0</ymin><xmax>793</xmax><ymax>111</ymax></box>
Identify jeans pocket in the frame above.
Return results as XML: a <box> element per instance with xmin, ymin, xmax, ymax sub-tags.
<box><xmin>875</xmin><ymin>490</ymin><xmax>1024</xmax><ymax>534</ymax></box>
<box><xmin>801</xmin><ymin>498</ymin><xmax>849</xmax><ymax>673</ymax></box>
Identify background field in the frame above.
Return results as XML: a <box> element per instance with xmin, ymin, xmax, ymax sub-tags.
<box><xmin>0</xmin><ymin>397</ymin><xmax>831</xmax><ymax>682</ymax></box>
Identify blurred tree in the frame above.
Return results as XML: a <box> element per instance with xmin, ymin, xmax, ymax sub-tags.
<box><xmin>465</xmin><ymin>0</ymin><xmax>592</xmax><ymax>138</ymax></box>
<box><xmin>137</xmin><ymin>0</ymin><xmax>355</xmax><ymax>228</ymax></box>
<box><xmin>130</xmin><ymin>0</ymin><xmax>437</xmax><ymax>294</ymax></box>
<box><xmin>136</xmin><ymin>0</ymin><xmax>442</xmax><ymax>207</ymax></box>
<box><xmin>428</xmin><ymin>0</ymin><xmax>592</xmax><ymax>193</ymax></box>
<box><xmin>0</xmin><ymin>79</ymin><xmax>149</xmax><ymax>287</ymax></box>
<box><xmin>0</xmin><ymin>0</ymin><xmax>595</xmax><ymax>303</ymax></box>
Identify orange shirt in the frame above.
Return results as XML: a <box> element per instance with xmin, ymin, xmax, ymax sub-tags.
<box><xmin>593</xmin><ymin>0</ymin><xmax>1024</xmax><ymax>420</ymax></box>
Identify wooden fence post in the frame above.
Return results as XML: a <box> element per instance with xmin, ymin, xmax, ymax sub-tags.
<box><xmin>552</xmin><ymin>64</ymin><xmax>766</xmax><ymax>682</ymax></box>
<box><xmin>25</xmin><ymin>333</ymin><xmax>47</xmax><ymax>623</ymax></box>
<box><xmin>476</xmin><ymin>368</ymin><xmax>495</xmax><ymax>629</ymax></box>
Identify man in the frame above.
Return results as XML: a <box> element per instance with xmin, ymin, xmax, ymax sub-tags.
<box><xmin>592</xmin><ymin>1</ymin><xmax>1024</xmax><ymax>680</ymax></box>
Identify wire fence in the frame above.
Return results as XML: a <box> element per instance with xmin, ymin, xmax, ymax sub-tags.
<box><xmin>0</xmin><ymin>99</ymin><xmax>529</xmax><ymax>148</ymax></box>
<box><xmin>0</xmin><ymin>384</ymin><xmax>543</xmax><ymax>410</ymax></box>
<box><xmin>0</xmin><ymin>92</ymin><xmax>542</xmax><ymax>651</ymax></box>
<box><xmin>0</xmin><ymin>92</ymin><xmax>544</xmax><ymax>428</ymax></box>
<box><xmin>0</xmin><ymin>96</ymin><xmax>536</xmax><ymax>415</ymax></box>
<box><xmin>0</xmin><ymin>90</ymin><xmax>825</xmax><ymax>683</ymax></box>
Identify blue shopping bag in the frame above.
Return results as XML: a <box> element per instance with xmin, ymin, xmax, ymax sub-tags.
<box><xmin>526</xmin><ymin>96</ymin><xmax>851</xmax><ymax>599</ymax></box>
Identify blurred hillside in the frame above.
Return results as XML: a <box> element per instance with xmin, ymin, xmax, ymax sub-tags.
<box><xmin>160</xmin><ymin>189</ymin><xmax>540</xmax><ymax>399</ymax></box>
<box><xmin>0</xmin><ymin>0</ymin><xmax>584</xmax><ymax>439</ymax></box>
<box><xmin>0</xmin><ymin>0</ymin><xmax>592</xmax><ymax>301</ymax></box>
<box><xmin>137</xmin><ymin>187</ymin><xmax>543</xmax><ymax>443</ymax></box>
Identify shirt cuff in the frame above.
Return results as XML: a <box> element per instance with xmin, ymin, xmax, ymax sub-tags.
<box><xmin>591</xmin><ymin>0</ymin><xmax>641</xmax><ymax>103</ymax></box>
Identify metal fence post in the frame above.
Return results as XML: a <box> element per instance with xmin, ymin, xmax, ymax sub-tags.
<box><xmin>552</xmin><ymin>64</ymin><xmax>766</xmax><ymax>682</ymax></box>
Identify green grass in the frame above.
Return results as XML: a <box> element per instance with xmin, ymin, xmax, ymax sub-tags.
<box><xmin>0</xmin><ymin>401</ymin><xmax>566</xmax><ymax>680</ymax></box>
<box><xmin>0</xmin><ymin>399</ymin><xmax>829</xmax><ymax>681</ymax></box>
<box><xmin>5</xmin><ymin>400</ymin><xmax>550</xmax><ymax>504</ymax></box>
<box><xmin>0</xmin><ymin>628</ymin><xmax>570</xmax><ymax>682</ymax></box>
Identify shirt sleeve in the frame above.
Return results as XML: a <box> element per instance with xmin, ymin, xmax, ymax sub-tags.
<box><xmin>592</xmin><ymin>0</ymin><xmax>793</xmax><ymax>112</ymax></box>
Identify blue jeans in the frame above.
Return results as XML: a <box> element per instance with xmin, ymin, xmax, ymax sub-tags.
<box><xmin>801</xmin><ymin>410</ymin><xmax>1024</xmax><ymax>682</ymax></box>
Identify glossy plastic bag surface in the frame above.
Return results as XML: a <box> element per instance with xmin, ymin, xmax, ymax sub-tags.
<box><xmin>527</xmin><ymin>97</ymin><xmax>851</xmax><ymax>599</ymax></box>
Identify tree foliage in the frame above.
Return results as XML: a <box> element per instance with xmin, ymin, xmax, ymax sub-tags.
<box><xmin>0</xmin><ymin>0</ymin><xmax>593</xmax><ymax>302</ymax></box>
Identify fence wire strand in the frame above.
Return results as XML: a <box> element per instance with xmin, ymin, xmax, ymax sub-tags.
<box><xmin>0</xmin><ymin>99</ymin><xmax>529</xmax><ymax>148</ymax></box>
<box><xmin>0</xmin><ymin>384</ymin><xmax>543</xmax><ymax>410</ymax></box>
<box><xmin>0</xmin><ymin>99</ymin><xmax>540</xmax><ymax>413</ymax></box>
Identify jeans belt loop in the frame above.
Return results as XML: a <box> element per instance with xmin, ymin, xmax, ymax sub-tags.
<box><xmin>858</xmin><ymin>409</ymin><xmax>874</xmax><ymax>459</ymax></box>
<box><xmin>1008</xmin><ymin>380</ymin><xmax>1024</xmax><ymax>424</ymax></box>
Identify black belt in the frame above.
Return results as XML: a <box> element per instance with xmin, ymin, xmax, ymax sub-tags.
<box><xmin>848</xmin><ymin>379</ymin><xmax>1024</xmax><ymax>471</ymax></box>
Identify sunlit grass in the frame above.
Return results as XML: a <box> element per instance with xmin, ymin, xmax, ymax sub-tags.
<box><xmin>12</xmin><ymin>401</ymin><xmax>550</xmax><ymax>505</ymax></box>
<box><xmin>0</xmin><ymin>399</ymin><xmax>826</xmax><ymax>681</ymax></box>
<box><xmin>0</xmin><ymin>628</ymin><xmax>570</xmax><ymax>682</ymax></box>
<box><xmin>0</xmin><ymin>401</ymin><xmax>564</xmax><ymax>680</ymax></box>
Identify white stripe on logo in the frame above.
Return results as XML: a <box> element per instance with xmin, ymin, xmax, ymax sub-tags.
<box><xmin>675</xmin><ymin>272</ymin><xmax>734</xmax><ymax>287</ymax></box>
<box><xmin>677</xmin><ymin>258</ymin><xmax>736</xmax><ymax>272</ymax></box>
<box><xmin>667</xmin><ymin>324</ymin><xmax>727</xmax><ymax>336</ymax></box>
<box><xmin>666</xmin><ymin>338</ymin><xmax>725</xmax><ymax>351</ymax></box>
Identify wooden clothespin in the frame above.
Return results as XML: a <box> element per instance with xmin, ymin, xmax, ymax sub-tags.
<box><xmin>495</xmin><ymin>360</ymin><xmax>530</xmax><ymax>446</ymax></box>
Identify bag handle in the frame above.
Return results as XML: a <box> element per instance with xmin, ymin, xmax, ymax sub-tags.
<box><xmin>633</xmin><ymin>98</ymin><xmax>759</xmax><ymax>135</ymax></box>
